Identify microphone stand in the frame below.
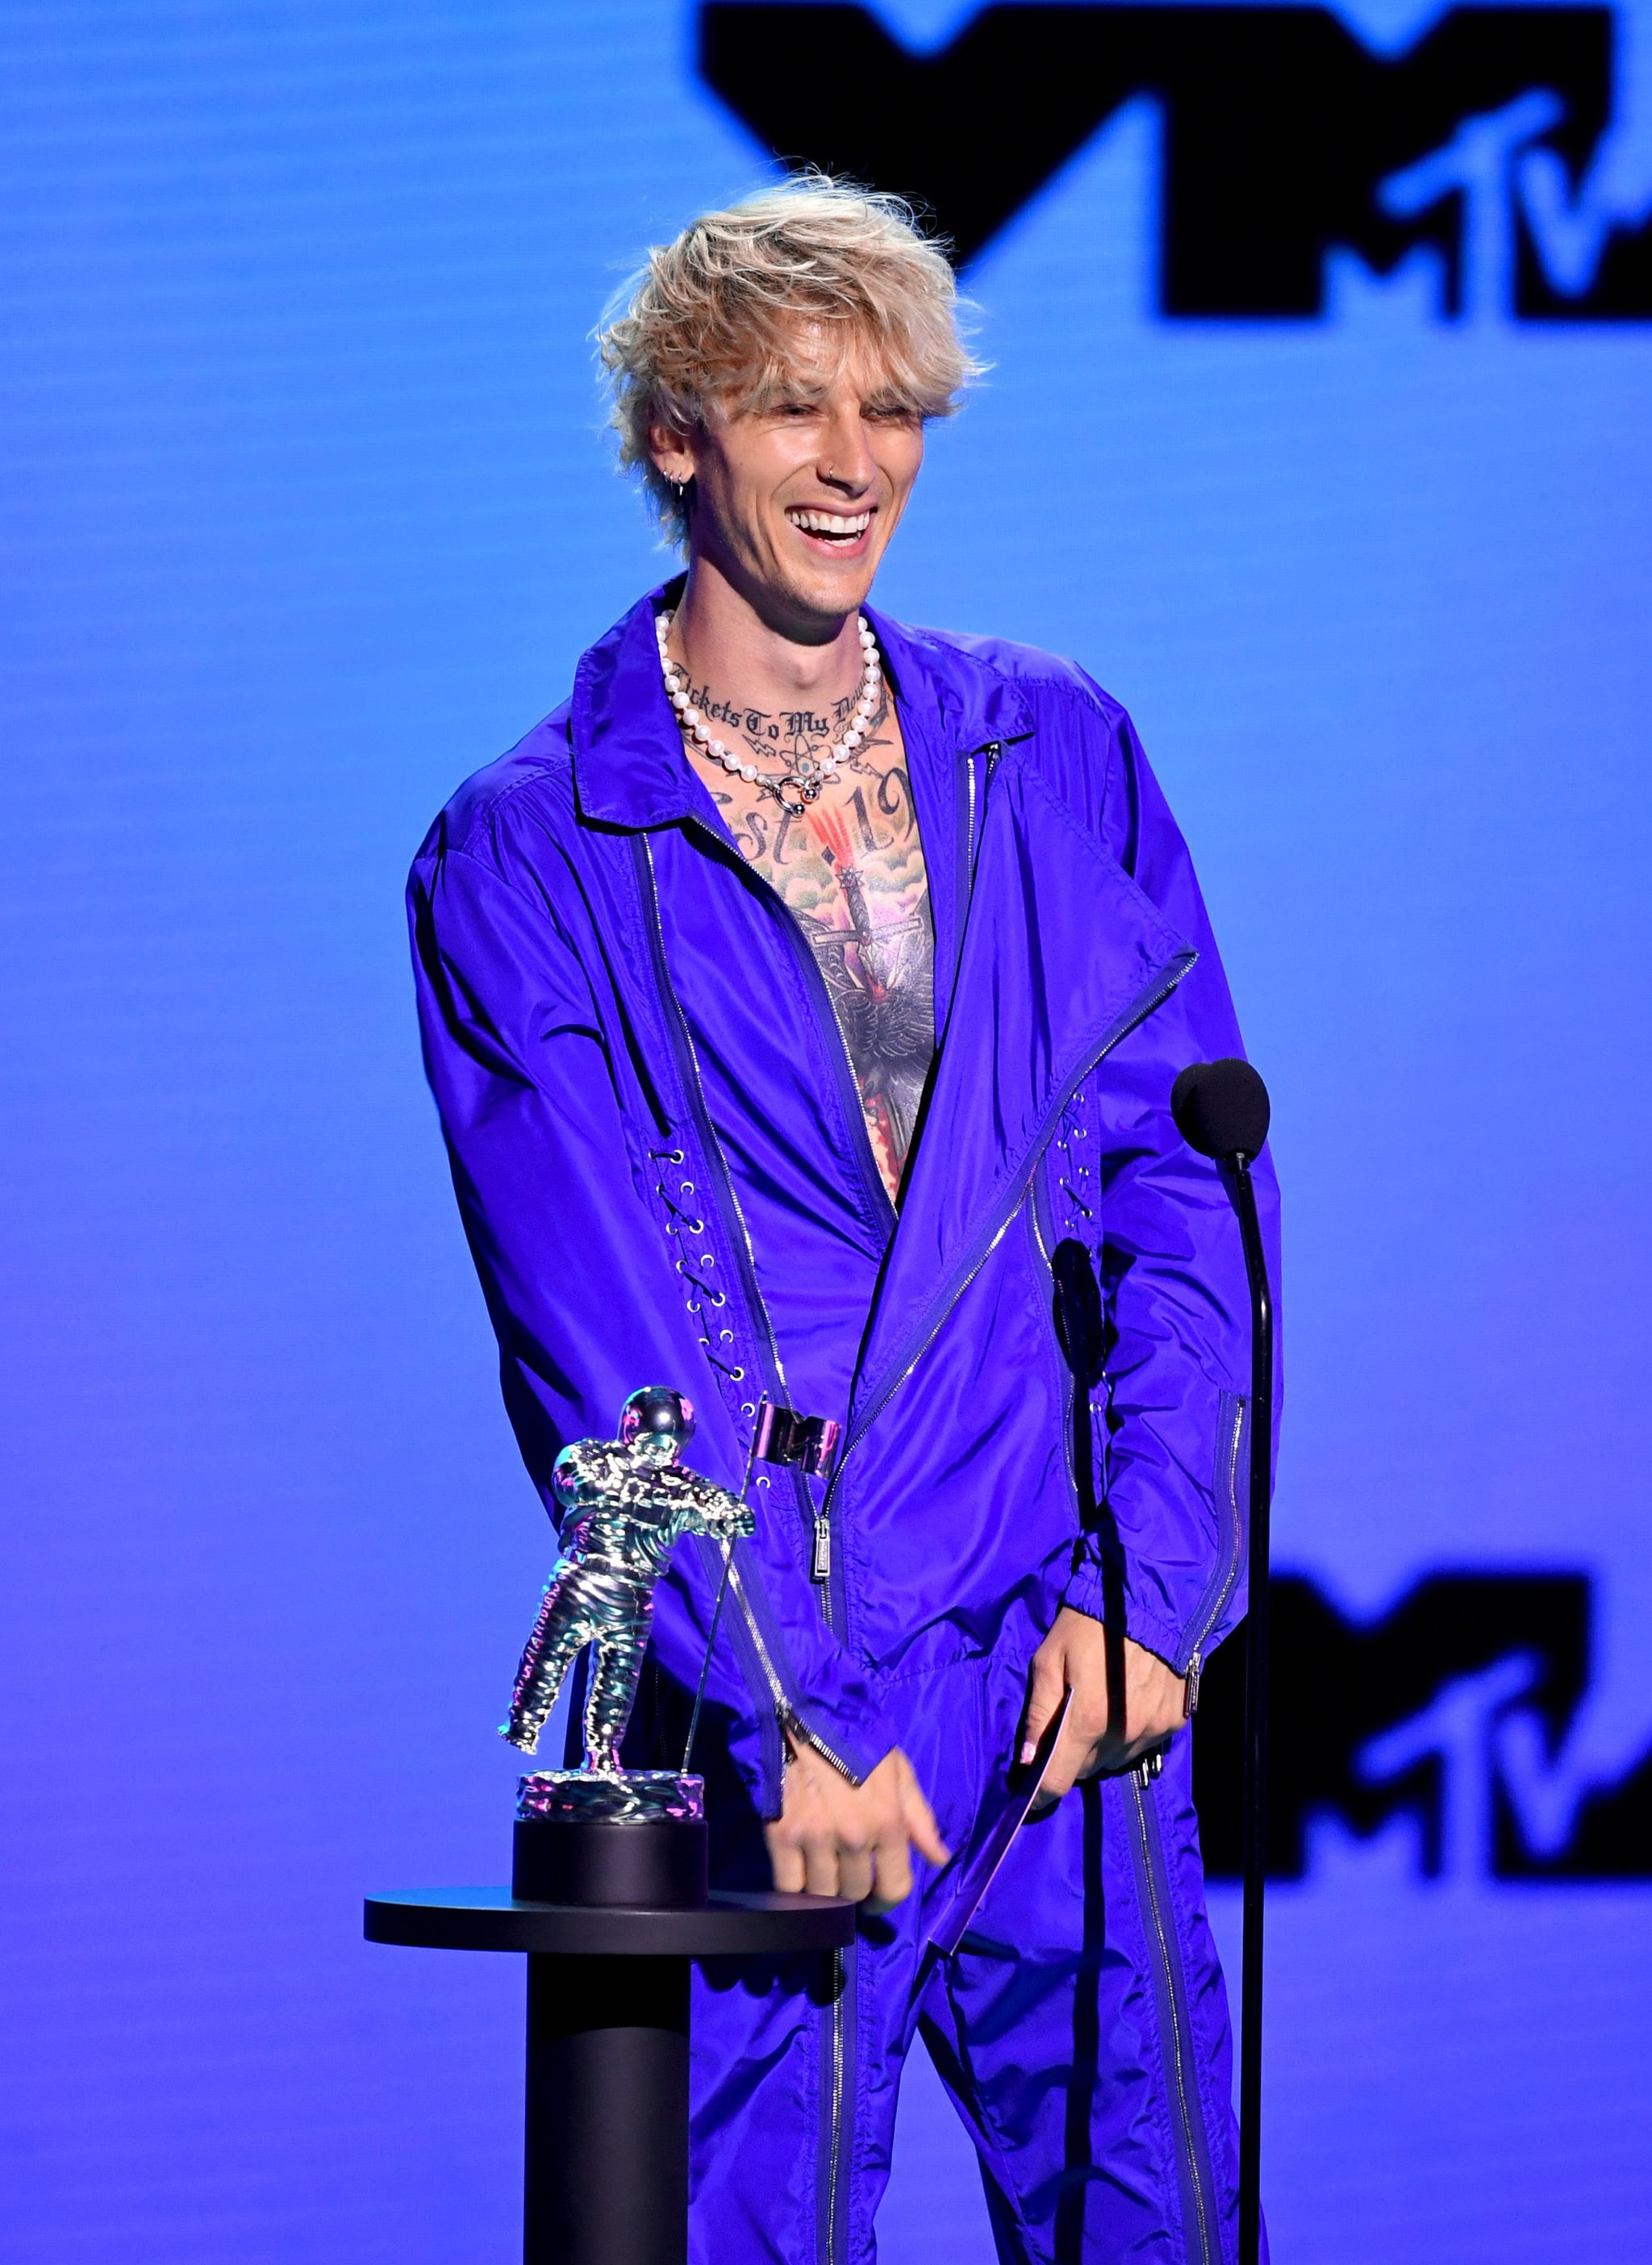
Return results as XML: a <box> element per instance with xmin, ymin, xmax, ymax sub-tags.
<box><xmin>1227</xmin><ymin>1149</ymin><xmax>1274</xmax><ymax>2265</ymax></box>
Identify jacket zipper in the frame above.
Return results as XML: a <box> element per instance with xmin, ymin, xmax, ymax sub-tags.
<box><xmin>659</xmin><ymin>814</ymin><xmax>893</xmax><ymax>1623</ymax></box>
<box><xmin>824</xmin><ymin>952</ymin><xmax>1195</xmax><ymax>1515</ymax></box>
<box><xmin>824</xmin><ymin>1215</ymin><xmax>1015</xmax><ymax>1522</ymax></box>
<box><xmin>1130</xmin><ymin>1772</ymin><xmax>1216</xmax><ymax>2265</ymax></box>
<box><xmin>810</xmin><ymin>730</ymin><xmax>1007</xmax><ymax>1598</ymax></box>
<box><xmin>720</xmin><ymin>1557</ymin><xmax>860</xmax><ymax>1779</ymax></box>
<box><xmin>636</xmin><ymin>838</ymin><xmax>861</xmax><ymax>1790</ymax></box>
<box><xmin>1182</xmin><ymin>1391</ymin><xmax>1248</xmax><ymax>1697</ymax></box>
<box><xmin>695</xmin><ymin>807</ymin><xmax>893</xmax><ymax>1238</ymax></box>
<box><xmin>759</xmin><ymin>853</ymin><xmax>894</xmax><ymax>1611</ymax></box>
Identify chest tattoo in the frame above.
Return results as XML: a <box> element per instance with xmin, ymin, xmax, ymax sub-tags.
<box><xmin>691</xmin><ymin>681</ymin><xmax>935</xmax><ymax>1203</ymax></box>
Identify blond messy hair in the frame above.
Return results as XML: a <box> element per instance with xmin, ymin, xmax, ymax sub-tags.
<box><xmin>596</xmin><ymin>174</ymin><xmax>982</xmax><ymax>546</ymax></box>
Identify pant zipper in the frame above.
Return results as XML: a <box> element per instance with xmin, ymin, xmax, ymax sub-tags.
<box><xmin>1130</xmin><ymin>1772</ymin><xmax>1216</xmax><ymax>2265</ymax></box>
<box><xmin>827</xmin><ymin>1946</ymin><xmax>845</xmax><ymax>2265</ymax></box>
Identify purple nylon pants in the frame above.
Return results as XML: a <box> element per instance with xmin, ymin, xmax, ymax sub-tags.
<box><xmin>690</xmin><ymin>1655</ymin><xmax>1245</xmax><ymax>2265</ymax></box>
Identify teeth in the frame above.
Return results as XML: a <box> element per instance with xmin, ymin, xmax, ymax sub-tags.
<box><xmin>788</xmin><ymin>508</ymin><xmax>871</xmax><ymax>536</ymax></box>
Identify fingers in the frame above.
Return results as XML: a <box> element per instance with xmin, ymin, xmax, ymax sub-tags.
<box><xmin>766</xmin><ymin>1746</ymin><xmax>857</xmax><ymax>1899</ymax></box>
<box><xmin>1028</xmin><ymin>1622</ymin><xmax>1105</xmax><ymax>1798</ymax></box>
<box><xmin>897</xmin><ymin>1754</ymin><xmax>951</xmax><ymax>1868</ymax></box>
<box><xmin>865</xmin><ymin>1779</ymin><xmax>917</xmax><ymax>1914</ymax></box>
<box><xmin>766</xmin><ymin>1821</ymin><xmax>849</xmax><ymax>1898</ymax></box>
<box><xmin>863</xmin><ymin>1837</ymin><xmax>913</xmax><ymax>1916</ymax></box>
<box><xmin>834</xmin><ymin>1829</ymin><xmax>874</xmax><ymax>1906</ymax></box>
<box><xmin>1022</xmin><ymin>1621</ymin><xmax>1194</xmax><ymax>1800</ymax></box>
<box><xmin>766</xmin><ymin>1746</ymin><xmax>949</xmax><ymax>1911</ymax></box>
<box><xmin>766</xmin><ymin>1825</ymin><xmax>806</xmax><ymax>1896</ymax></box>
<box><xmin>866</xmin><ymin>1754</ymin><xmax>949</xmax><ymax>1911</ymax></box>
<box><xmin>803</xmin><ymin>1827</ymin><xmax>850</xmax><ymax>1900</ymax></box>
<box><xmin>1037</xmin><ymin>1701</ymin><xmax>1099</xmax><ymax>1803</ymax></box>
<box><xmin>1020</xmin><ymin>1642</ymin><xmax>1069</xmax><ymax>1767</ymax></box>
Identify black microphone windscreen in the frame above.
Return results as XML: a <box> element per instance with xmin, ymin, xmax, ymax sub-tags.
<box><xmin>1171</xmin><ymin>1058</ymin><xmax>1270</xmax><ymax>1160</ymax></box>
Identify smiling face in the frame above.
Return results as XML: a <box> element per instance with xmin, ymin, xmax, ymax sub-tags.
<box><xmin>649</xmin><ymin>324</ymin><xmax>926</xmax><ymax>638</ymax></box>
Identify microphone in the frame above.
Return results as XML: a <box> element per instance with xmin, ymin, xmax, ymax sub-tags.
<box><xmin>1172</xmin><ymin>1056</ymin><xmax>1273</xmax><ymax>2265</ymax></box>
<box><xmin>1170</xmin><ymin>1057</ymin><xmax>1270</xmax><ymax>1162</ymax></box>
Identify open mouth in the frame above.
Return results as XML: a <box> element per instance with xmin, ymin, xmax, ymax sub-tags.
<box><xmin>786</xmin><ymin>507</ymin><xmax>873</xmax><ymax>551</ymax></box>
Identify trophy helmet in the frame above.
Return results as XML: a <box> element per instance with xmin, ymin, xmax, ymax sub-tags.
<box><xmin>620</xmin><ymin>1386</ymin><xmax>695</xmax><ymax>1458</ymax></box>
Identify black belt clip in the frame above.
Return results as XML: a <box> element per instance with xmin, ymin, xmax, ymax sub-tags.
<box><xmin>752</xmin><ymin>1401</ymin><xmax>841</xmax><ymax>1479</ymax></box>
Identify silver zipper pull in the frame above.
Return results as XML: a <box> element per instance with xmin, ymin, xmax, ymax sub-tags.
<box><xmin>811</xmin><ymin>1512</ymin><xmax>832</xmax><ymax>1583</ymax></box>
<box><xmin>1183</xmin><ymin>1649</ymin><xmax>1203</xmax><ymax>1718</ymax></box>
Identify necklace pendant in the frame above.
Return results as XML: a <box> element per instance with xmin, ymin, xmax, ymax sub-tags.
<box><xmin>759</xmin><ymin>778</ymin><xmax>808</xmax><ymax>817</ymax></box>
<box><xmin>656</xmin><ymin>607</ymin><xmax>881</xmax><ymax>823</ymax></box>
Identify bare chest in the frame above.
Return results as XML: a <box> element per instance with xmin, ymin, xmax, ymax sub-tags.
<box><xmin>691</xmin><ymin>701</ymin><xmax>936</xmax><ymax>1201</ymax></box>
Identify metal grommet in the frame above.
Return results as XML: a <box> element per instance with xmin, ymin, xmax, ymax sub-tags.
<box><xmin>740</xmin><ymin>1402</ymin><xmax>757</xmax><ymax>1416</ymax></box>
<box><xmin>719</xmin><ymin>1329</ymin><xmax>733</xmax><ymax>1343</ymax></box>
<box><xmin>728</xmin><ymin>1366</ymin><xmax>745</xmax><ymax>1382</ymax></box>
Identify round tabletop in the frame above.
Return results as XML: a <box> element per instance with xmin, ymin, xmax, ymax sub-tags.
<box><xmin>364</xmin><ymin>1886</ymin><xmax>857</xmax><ymax>1957</ymax></box>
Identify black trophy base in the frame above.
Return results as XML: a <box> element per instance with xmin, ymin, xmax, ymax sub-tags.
<box><xmin>512</xmin><ymin>1815</ymin><xmax>708</xmax><ymax>1909</ymax></box>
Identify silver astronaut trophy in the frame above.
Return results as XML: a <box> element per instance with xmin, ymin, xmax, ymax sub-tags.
<box><xmin>503</xmin><ymin>1387</ymin><xmax>755</xmax><ymax>1850</ymax></box>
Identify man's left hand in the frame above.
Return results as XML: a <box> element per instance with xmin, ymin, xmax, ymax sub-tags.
<box><xmin>1020</xmin><ymin>1608</ymin><xmax>1187</xmax><ymax>1804</ymax></box>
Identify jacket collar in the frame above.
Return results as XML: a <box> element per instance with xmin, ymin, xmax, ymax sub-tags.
<box><xmin>568</xmin><ymin>579</ymin><xmax>1036</xmax><ymax>831</ymax></box>
<box><xmin>863</xmin><ymin>604</ymin><xmax>1035</xmax><ymax>759</ymax></box>
<box><xmin>569</xmin><ymin>579</ymin><xmax>701</xmax><ymax>830</ymax></box>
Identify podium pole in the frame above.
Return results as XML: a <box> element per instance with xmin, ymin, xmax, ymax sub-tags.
<box><xmin>365</xmin><ymin>1888</ymin><xmax>854</xmax><ymax>2265</ymax></box>
<box><xmin>524</xmin><ymin>1954</ymin><xmax>689</xmax><ymax>2265</ymax></box>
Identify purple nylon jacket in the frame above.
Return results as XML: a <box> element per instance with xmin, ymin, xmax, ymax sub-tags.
<box><xmin>408</xmin><ymin>584</ymin><xmax>1279</xmax><ymax>1819</ymax></box>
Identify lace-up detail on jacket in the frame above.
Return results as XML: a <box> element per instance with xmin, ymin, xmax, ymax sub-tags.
<box><xmin>1050</xmin><ymin>1083</ymin><xmax>1099</xmax><ymax>1241</ymax></box>
<box><xmin>647</xmin><ymin>1137</ymin><xmax>758</xmax><ymax>1427</ymax></box>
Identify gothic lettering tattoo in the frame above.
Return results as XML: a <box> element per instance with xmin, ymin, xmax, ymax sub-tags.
<box><xmin>673</xmin><ymin>671</ymin><xmax>858</xmax><ymax>761</ymax></box>
<box><xmin>683</xmin><ymin>678</ymin><xmax>935</xmax><ymax>1202</ymax></box>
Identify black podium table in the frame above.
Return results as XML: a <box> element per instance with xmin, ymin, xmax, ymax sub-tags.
<box><xmin>366</xmin><ymin>1888</ymin><xmax>856</xmax><ymax>2265</ymax></box>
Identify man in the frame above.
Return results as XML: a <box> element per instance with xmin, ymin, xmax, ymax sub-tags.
<box><xmin>410</xmin><ymin>177</ymin><xmax>1277</xmax><ymax>2265</ymax></box>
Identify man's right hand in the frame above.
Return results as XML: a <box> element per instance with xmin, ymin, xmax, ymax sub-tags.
<box><xmin>766</xmin><ymin>1740</ymin><xmax>949</xmax><ymax>1912</ymax></box>
<box><xmin>1021</xmin><ymin>1608</ymin><xmax>1187</xmax><ymax>1804</ymax></box>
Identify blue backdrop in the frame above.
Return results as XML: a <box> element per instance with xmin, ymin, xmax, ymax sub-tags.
<box><xmin>3</xmin><ymin>4</ymin><xmax>1650</xmax><ymax>2259</ymax></box>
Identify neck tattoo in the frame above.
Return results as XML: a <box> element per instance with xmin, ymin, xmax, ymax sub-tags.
<box><xmin>656</xmin><ymin>608</ymin><xmax>882</xmax><ymax>816</ymax></box>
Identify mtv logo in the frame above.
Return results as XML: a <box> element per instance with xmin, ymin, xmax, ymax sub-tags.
<box><xmin>1191</xmin><ymin>1572</ymin><xmax>1652</xmax><ymax>1881</ymax></box>
<box><xmin>699</xmin><ymin>2</ymin><xmax>1652</xmax><ymax>318</ymax></box>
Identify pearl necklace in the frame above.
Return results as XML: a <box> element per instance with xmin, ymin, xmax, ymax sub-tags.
<box><xmin>656</xmin><ymin>608</ymin><xmax>882</xmax><ymax>814</ymax></box>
